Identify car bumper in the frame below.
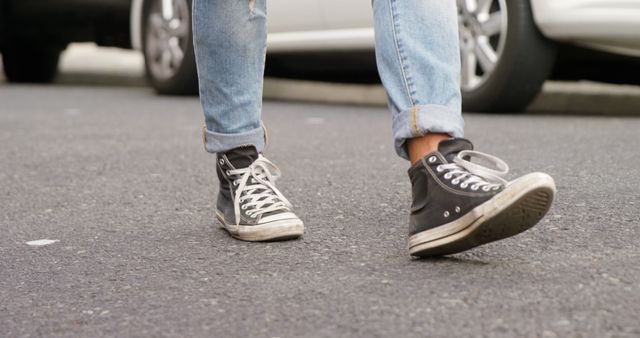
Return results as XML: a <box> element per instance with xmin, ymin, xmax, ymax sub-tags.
<box><xmin>531</xmin><ymin>0</ymin><xmax>640</xmax><ymax>56</ymax></box>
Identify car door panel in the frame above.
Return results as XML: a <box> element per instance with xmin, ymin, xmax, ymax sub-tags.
<box><xmin>320</xmin><ymin>0</ymin><xmax>373</xmax><ymax>29</ymax></box>
<box><xmin>269</xmin><ymin>0</ymin><xmax>324</xmax><ymax>32</ymax></box>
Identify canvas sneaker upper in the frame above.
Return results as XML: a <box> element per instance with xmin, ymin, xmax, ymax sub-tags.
<box><xmin>215</xmin><ymin>146</ymin><xmax>303</xmax><ymax>241</ymax></box>
<box><xmin>407</xmin><ymin>138</ymin><xmax>555</xmax><ymax>256</ymax></box>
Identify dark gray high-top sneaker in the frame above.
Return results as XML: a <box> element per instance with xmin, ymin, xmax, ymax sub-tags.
<box><xmin>216</xmin><ymin>146</ymin><xmax>303</xmax><ymax>241</ymax></box>
<box><xmin>407</xmin><ymin>138</ymin><xmax>555</xmax><ymax>257</ymax></box>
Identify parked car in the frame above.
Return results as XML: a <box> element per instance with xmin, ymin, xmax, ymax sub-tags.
<box><xmin>2</xmin><ymin>0</ymin><xmax>640</xmax><ymax>112</ymax></box>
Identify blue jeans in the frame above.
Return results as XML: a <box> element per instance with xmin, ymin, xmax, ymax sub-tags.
<box><xmin>193</xmin><ymin>0</ymin><xmax>464</xmax><ymax>160</ymax></box>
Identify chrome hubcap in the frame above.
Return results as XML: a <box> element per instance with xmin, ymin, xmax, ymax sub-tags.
<box><xmin>145</xmin><ymin>0</ymin><xmax>190</xmax><ymax>80</ymax></box>
<box><xmin>457</xmin><ymin>0</ymin><xmax>508</xmax><ymax>91</ymax></box>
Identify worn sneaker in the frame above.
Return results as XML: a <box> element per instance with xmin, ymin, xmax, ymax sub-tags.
<box><xmin>407</xmin><ymin>138</ymin><xmax>556</xmax><ymax>257</ymax></box>
<box><xmin>215</xmin><ymin>146</ymin><xmax>304</xmax><ymax>241</ymax></box>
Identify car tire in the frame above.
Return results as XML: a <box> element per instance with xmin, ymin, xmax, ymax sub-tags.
<box><xmin>1</xmin><ymin>42</ymin><xmax>61</xmax><ymax>83</ymax></box>
<box><xmin>142</xmin><ymin>0</ymin><xmax>198</xmax><ymax>95</ymax></box>
<box><xmin>458</xmin><ymin>0</ymin><xmax>556</xmax><ymax>113</ymax></box>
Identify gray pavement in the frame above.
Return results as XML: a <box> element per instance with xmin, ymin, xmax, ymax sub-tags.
<box><xmin>1</xmin><ymin>82</ymin><xmax>640</xmax><ymax>337</ymax></box>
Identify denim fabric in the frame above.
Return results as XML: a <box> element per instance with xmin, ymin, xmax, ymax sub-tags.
<box><xmin>192</xmin><ymin>0</ymin><xmax>267</xmax><ymax>153</ymax></box>
<box><xmin>193</xmin><ymin>0</ymin><xmax>464</xmax><ymax>160</ymax></box>
<box><xmin>373</xmin><ymin>0</ymin><xmax>464</xmax><ymax>159</ymax></box>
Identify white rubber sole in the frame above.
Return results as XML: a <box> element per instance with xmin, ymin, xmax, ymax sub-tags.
<box><xmin>408</xmin><ymin>172</ymin><xmax>556</xmax><ymax>257</ymax></box>
<box><xmin>216</xmin><ymin>211</ymin><xmax>304</xmax><ymax>242</ymax></box>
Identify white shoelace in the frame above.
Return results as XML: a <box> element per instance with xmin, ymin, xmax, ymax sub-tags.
<box><xmin>228</xmin><ymin>155</ymin><xmax>292</xmax><ymax>225</ymax></box>
<box><xmin>436</xmin><ymin>150</ymin><xmax>509</xmax><ymax>191</ymax></box>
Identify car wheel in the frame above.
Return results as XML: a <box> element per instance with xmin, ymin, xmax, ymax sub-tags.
<box><xmin>142</xmin><ymin>0</ymin><xmax>198</xmax><ymax>95</ymax></box>
<box><xmin>457</xmin><ymin>0</ymin><xmax>556</xmax><ymax>112</ymax></box>
<box><xmin>1</xmin><ymin>42</ymin><xmax>61</xmax><ymax>83</ymax></box>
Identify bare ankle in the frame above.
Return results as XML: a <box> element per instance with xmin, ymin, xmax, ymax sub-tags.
<box><xmin>407</xmin><ymin>133</ymin><xmax>450</xmax><ymax>165</ymax></box>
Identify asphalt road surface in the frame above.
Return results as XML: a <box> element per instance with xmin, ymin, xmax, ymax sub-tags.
<box><xmin>1</xmin><ymin>83</ymin><xmax>639</xmax><ymax>338</ymax></box>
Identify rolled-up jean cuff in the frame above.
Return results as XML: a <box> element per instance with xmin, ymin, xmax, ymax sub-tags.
<box><xmin>203</xmin><ymin>126</ymin><xmax>265</xmax><ymax>154</ymax></box>
<box><xmin>392</xmin><ymin>104</ymin><xmax>464</xmax><ymax>160</ymax></box>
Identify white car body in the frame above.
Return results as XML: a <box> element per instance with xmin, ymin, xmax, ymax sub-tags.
<box><xmin>530</xmin><ymin>0</ymin><xmax>640</xmax><ymax>57</ymax></box>
<box><xmin>131</xmin><ymin>0</ymin><xmax>640</xmax><ymax>56</ymax></box>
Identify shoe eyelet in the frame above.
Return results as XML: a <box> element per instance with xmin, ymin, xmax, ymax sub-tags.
<box><xmin>233</xmin><ymin>181</ymin><xmax>238</xmax><ymax>186</ymax></box>
<box><xmin>250</xmin><ymin>214</ymin><xmax>257</xmax><ymax>218</ymax></box>
<box><xmin>460</xmin><ymin>183</ymin><xmax>468</xmax><ymax>188</ymax></box>
<box><xmin>226</xmin><ymin>170</ymin><xmax>230</xmax><ymax>176</ymax></box>
<box><xmin>471</xmin><ymin>185</ymin><xmax>479</xmax><ymax>191</ymax></box>
<box><xmin>444</xmin><ymin>173</ymin><xmax>452</xmax><ymax>180</ymax></box>
<box><xmin>241</xmin><ymin>205</ymin><xmax>247</xmax><ymax>210</ymax></box>
<box><xmin>443</xmin><ymin>211</ymin><xmax>450</xmax><ymax>218</ymax></box>
<box><xmin>452</xmin><ymin>179</ymin><xmax>460</xmax><ymax>185</ymax></box>
<box><xmin>482</xmin><ymin>186</ymin><xmax>490</xmax><ymax>192</ymax></box>
<box><xmin>219</xmin><ymin>159</ymin><xmax>224</xmax><ymax>165</ymax></box>
<box><xmin>428</xmin><ymin>156</ymin><xmax>437</xmax><ymax>163</ymax></box>
<box><xmin>436</xmin><ymin>165</ymin><xmax>444</xmax><ymax>172</ymax></box>
<box><xmin>455</xmin><ymin>206</ymin><xmax>461</xmax><ymax>213</ymax></box>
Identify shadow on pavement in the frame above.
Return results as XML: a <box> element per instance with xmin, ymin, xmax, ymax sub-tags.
<box><xmin>54</xmin><ymin>72</ymin><xmax>147</xmax><ymax>88</ymax></box>
<box><xmin>2</xmin><ymin>43</ymin><xmax>639</xmax><ymax>117</ymax></box>
<box><xmin>412</xmin><ymin>255</ymin><xmax>490</xmax><ymax>266</ymax></box>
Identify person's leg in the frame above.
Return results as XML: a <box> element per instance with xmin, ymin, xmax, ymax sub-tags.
<box><xmin>372</xmin><ymin>0</ymin><xmax>464</xmax><ymax>162</ymax></box>
<box><xmin>193</xmin><ymin>0</ymin><xmax>303</xmax><ymax>241</ymax></box>
<box><xmin>372</xmin><ymin>0</ymin><xmax>555</xmax><ymax>257</ymax></box>
<box><xmin>193</xmin><ymin>0</ymin><xmax>266</xmax><ymax>153</ymax></box>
